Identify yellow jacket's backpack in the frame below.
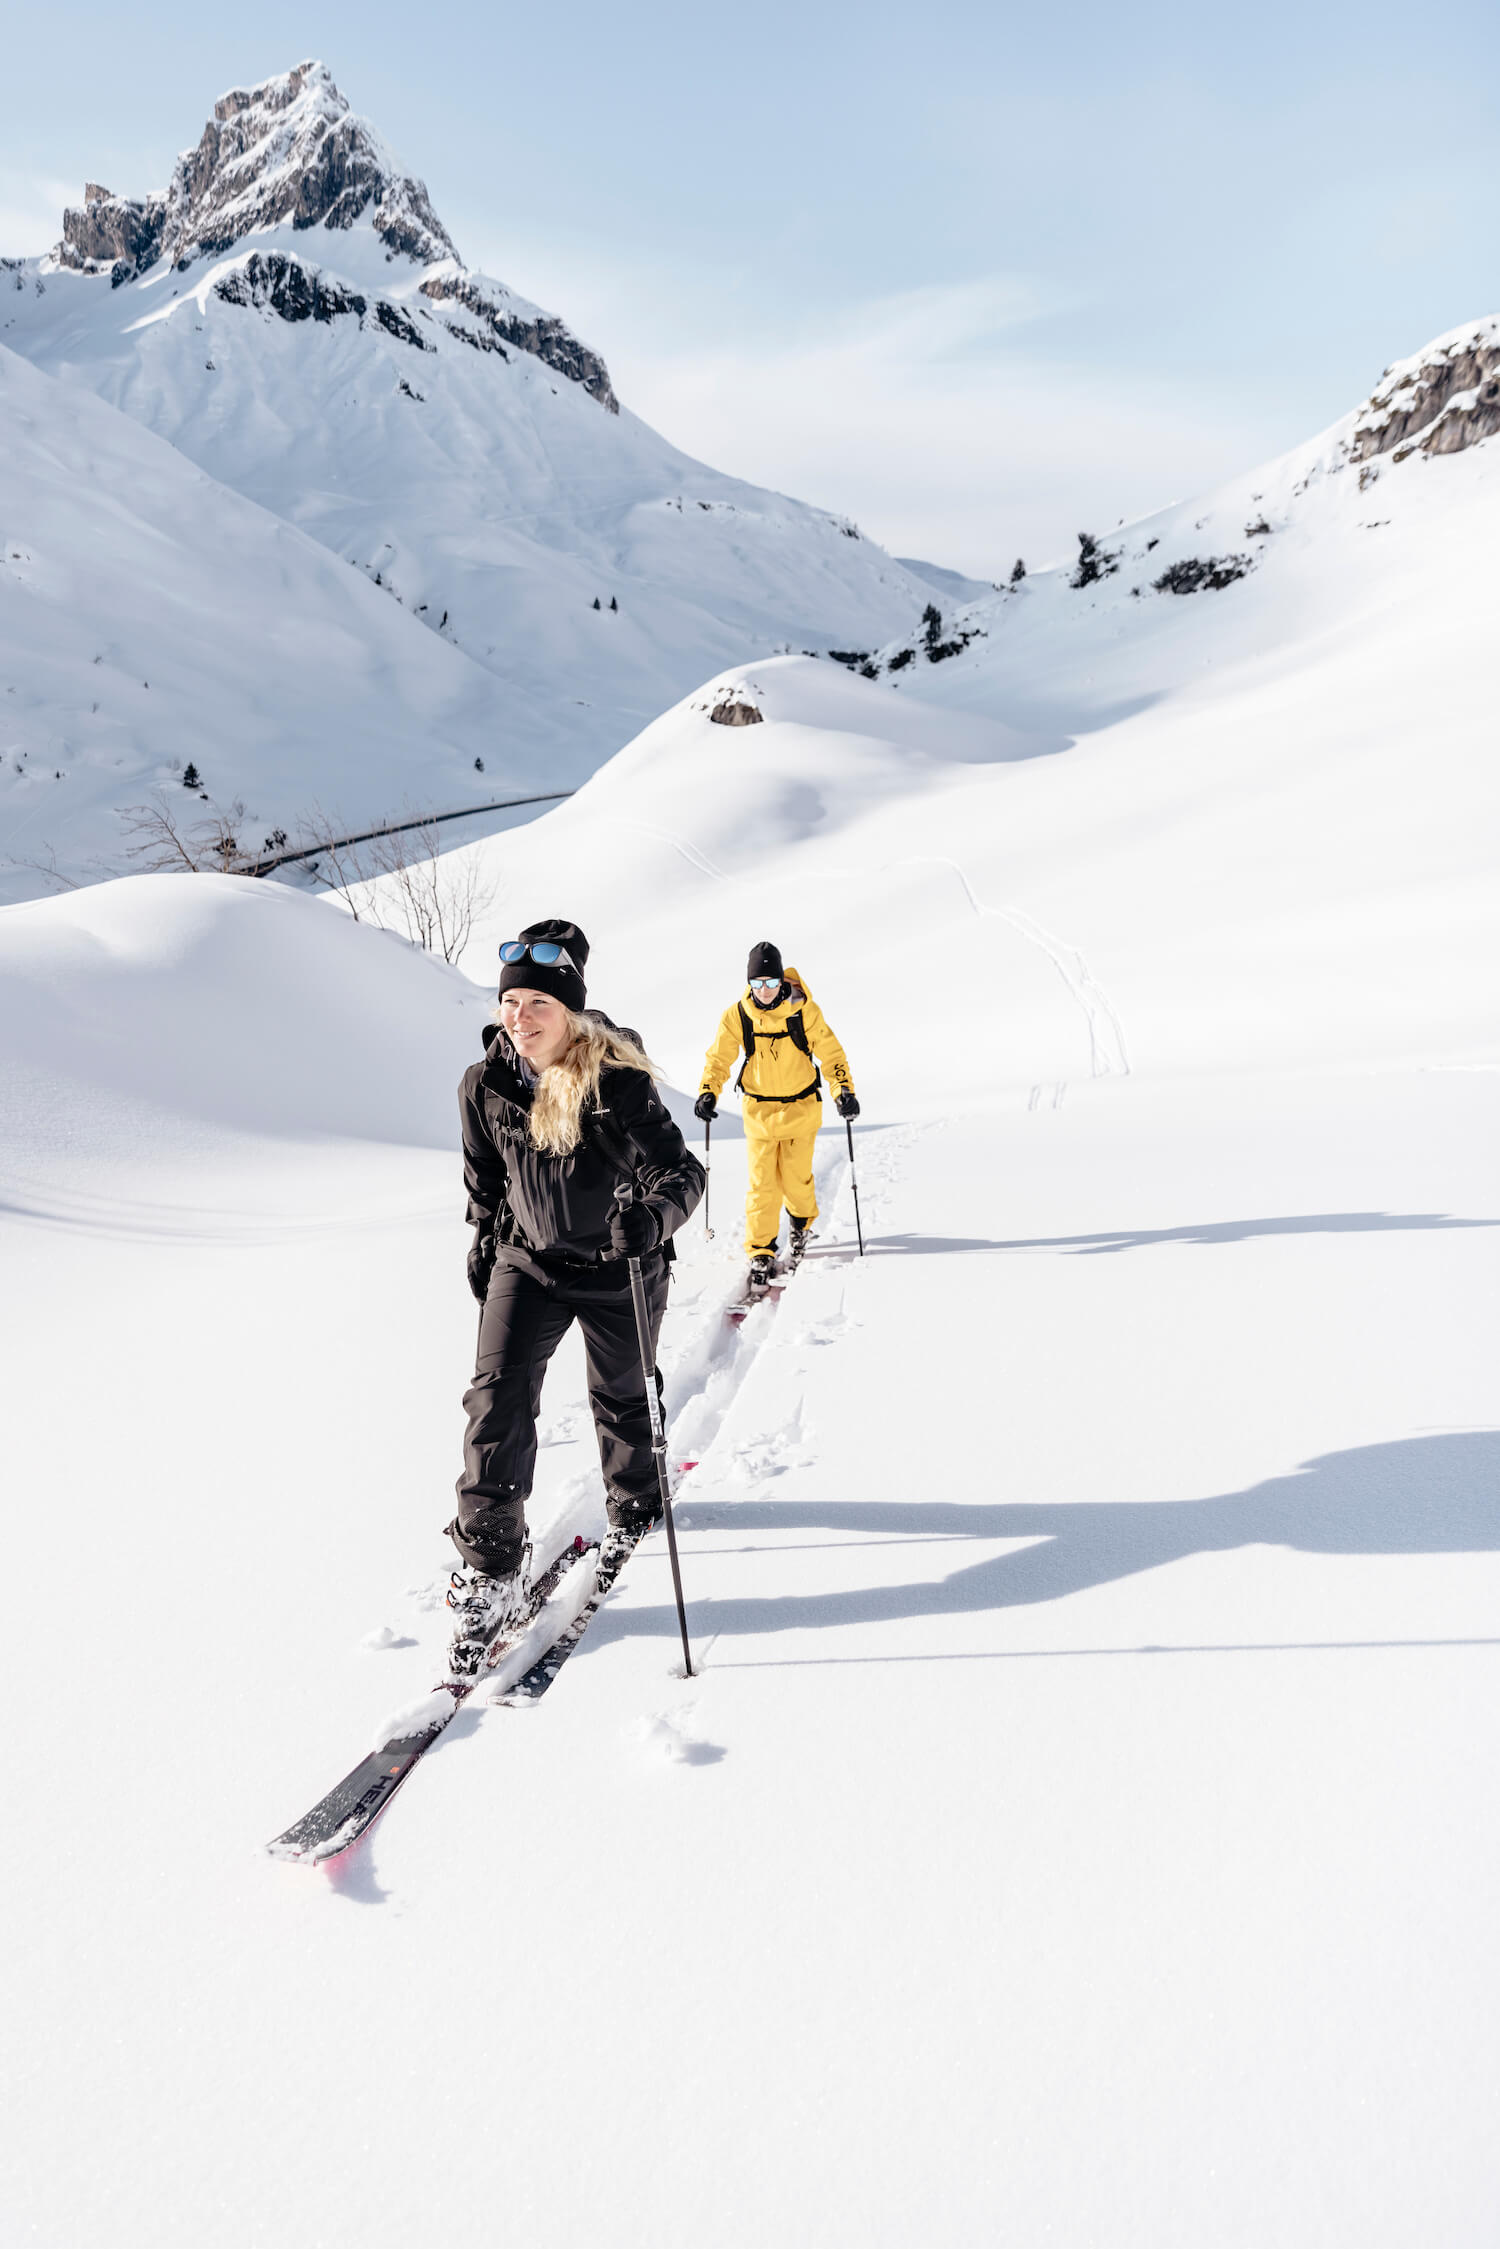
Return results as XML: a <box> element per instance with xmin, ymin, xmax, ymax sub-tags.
<box><xmin>733</xmin><ymin>995</ymin><xmax>820</xmax><ymax>1104</ymax></box>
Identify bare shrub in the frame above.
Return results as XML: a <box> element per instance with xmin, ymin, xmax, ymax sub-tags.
<box><xmin>367</xmin><ymin>820</ymin><xmax>496</xmax><ymax>963</ymax></box>
<box><xmin>297</xmin><ymin>805</ymin><xmax>497</xmax><ymax>962</ymax></box>
<box><xmin>116</xmin><ymin>790</ymin><xmax>250</xmax><ymax>873</ymax></box>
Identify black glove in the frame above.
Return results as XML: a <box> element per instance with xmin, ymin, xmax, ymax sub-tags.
<box><xmin>836</xmin><ymin>1090</ymin><xmax>860</xmax><ymax>1120</ymax></box>
<box><xmin>605</xmin><ymin>1199</ymin><xmax>661</xmax><ymax>1261</ymax></box>
<box><xmin>467</xmin><ymin>1229</ymin><xmax>496</xmax><ymax>1302</ymax></box>
<box><xmin>693</xmin><ymin>1092</ymin><xmax>717</xmax><ymax>1123</ymax></box>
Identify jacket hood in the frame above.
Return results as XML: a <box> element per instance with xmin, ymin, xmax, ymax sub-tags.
<box><xmin>742</xmin><ymin>968</ymin><xmax>810</xmax><ymax>1011</ymax></box>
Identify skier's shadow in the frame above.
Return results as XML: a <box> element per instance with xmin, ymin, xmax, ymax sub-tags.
<box><xmin>592</xmin><ymin>1431</ymin><xmax>1500</xmax><ymax>1642</ymax></box>
<box><xmin>864</xmin><ymin>1212</ymin><xmax>1500</xmax><ymax>1257</ymax></box>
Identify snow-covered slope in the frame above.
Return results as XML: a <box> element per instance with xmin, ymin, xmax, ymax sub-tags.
<box><xmin>0</xmin><ymin>342</ymin><xmax>552</xmax><ymax>904</ymax></box>
<box><xmin>861</xmin><ymin>313</ymin><xmax>1500</xmax><ymax>733</ymax></box>
<box><xmin>3</xmin><ymin>307</ymin><xmax>1498</xmax><ymax>2248</ymax></box>
<box><xmin>1</xmin><ymin>60</ymin><xmax>933</xmax><ymax>807</ymax></box>
<box><xmin>434</xmin><ymin>316</ymin><xmax>1499</xmax><ymax>1083</ymax></box>
<box><xmin>3</xmin><ymin>803</ymin><xmax>1497</xmax><ymax>2249</ymax></box>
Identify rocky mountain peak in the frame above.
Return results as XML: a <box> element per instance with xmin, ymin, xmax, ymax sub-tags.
<box><xmin>58</xmin><ymin>60</ymin><xmax>458</xmax><ymax>284</ymax></box>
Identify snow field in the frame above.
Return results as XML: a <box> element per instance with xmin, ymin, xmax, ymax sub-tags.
<box><xmin>5</xmin><ymin>1043</ymin><xmax>1494</xmax><ymax>2244</ymax></box>
<box><xmin>3</xmin><ymin>294</ymin><xmax>1499</xmax><ymax>2242</ymax></box>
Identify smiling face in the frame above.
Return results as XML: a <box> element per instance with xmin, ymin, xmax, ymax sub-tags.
<box><xmin>499</xmin><ymin>987</ymin><xmax>574</xmax><ymax>1071</ymax></box>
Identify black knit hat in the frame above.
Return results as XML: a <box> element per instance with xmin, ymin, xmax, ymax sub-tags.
<box><xmin>498</xmin><ymin>918</ymin><xmax>589</xmax><ymax>1012</ymax></box>
<box><xmin>747</xmin><ymin>940</ymin><xmax>783</xmax><ymax>984</ymax></box>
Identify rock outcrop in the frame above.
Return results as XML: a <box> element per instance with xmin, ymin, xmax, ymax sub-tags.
<box><xmin>214</xmin><ymin>252</ymin><xmax>368</xmax><ymax>325</ymax></box>
<box><xmin>1353</xmin><ymin>322</ymin><xmax>1500</xmax><ymax>464</ymax></box>
<box><xmin>59</xmin><ymin>185</ymin><xmax>167</xmax><ymax>286</ymax></box>
<box><xmin>419</xmin><ymin>271</ymin><xmax>617</xmax><ymax>412</ymax></box>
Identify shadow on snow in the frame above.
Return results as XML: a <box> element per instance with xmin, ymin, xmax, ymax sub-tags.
<box><xmin>593</xmin><ymin>1431</ymin><xmax>1500</xmax><ymax>1641</ymax></box>
<box><xmin>852</xmin><ymin>1212</ymin><xmax>1500</xmax><ymax>1258</ymax></box>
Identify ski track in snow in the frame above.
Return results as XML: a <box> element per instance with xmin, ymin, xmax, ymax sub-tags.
<box><xmin>918</xmin><ymin>855</ymin><xmax>1131</xmax><ymax>1079</ymax></box>
<box><xmin>578</xmin><ymin>813</ymin><xmax>1130</xmax><ymax>1081</ymax></box>
<box><xmin>386</xmin><ymin>1128</ymin><xmax>896</xmax><ymax>1706</ymax></box>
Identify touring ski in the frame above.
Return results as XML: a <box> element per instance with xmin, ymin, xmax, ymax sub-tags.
<box><xmin>267</xmin><ymin>1532</ymin><xmax>602</xmax><ymax>1864</ymax></box>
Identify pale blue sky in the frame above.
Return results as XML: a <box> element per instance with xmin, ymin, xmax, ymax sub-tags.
<box><xmin>5</xmin><ymin>0</ymin><xmax>1496</xmax><ymax>574</ymax></box>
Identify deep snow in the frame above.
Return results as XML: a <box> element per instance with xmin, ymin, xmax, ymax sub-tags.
<box><xmin>2</xmin><ymin>305</ymin><xmax>1499</xmax><ymax>2245</ymax></box>
<box><xmin>1</xmin><ymin>880</ymin><xmax>1495</xmax><ymax>2242</ymax></box>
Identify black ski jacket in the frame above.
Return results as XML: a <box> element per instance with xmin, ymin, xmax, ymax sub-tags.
<box><xmin>460</xmin><ymin>1020</ymin><xmax>704</xmax><ymax>1271</ymax></box>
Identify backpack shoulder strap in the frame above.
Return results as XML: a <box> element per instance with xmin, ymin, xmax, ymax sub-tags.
<box><xmin>733</xmin><ymin>1003</ymin><xmax>755</xmax><ymax>1093</ymax></box>
<box><xmin>786</xmin><ymin>1010</ymin><xmax>811</xmax><ymax>1057</ymax></box>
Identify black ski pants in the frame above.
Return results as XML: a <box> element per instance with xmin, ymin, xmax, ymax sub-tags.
<box><xmin>450</xmin><ymin>1251</ymin><xmax>668</xmax><ymax>1574</ymax></box>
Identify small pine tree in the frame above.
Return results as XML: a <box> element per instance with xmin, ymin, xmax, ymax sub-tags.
<box><xmin>592</xmin><ymin>597</ymin><xmax>601</xmax><ymax>611</ymax></box>
<box><xmin>1070</xmin><ymin>533</ymin><xmax>1117</xmax><ymax>590</ymax></box>
<box><xmin>474</xmin><ymin>757</ymin><xmax>485</xmax><ymax>773</ymax></box>
<box><xmin>182</xmin><ymin>762</ymin><xmax>201</xmax><ymax>790</ymax></box>
<box><xmin>1010</xmin><ymin>558</ymin><xmax>1026</xmax><ymax>584</ymax></box>
<box><xmin>609</xmin><ymin>596</ymin><xmax>618</xmax><ymax>612</ymax></box>
<box><xmin>921</xmin><ymin>603</ymin><xmax>942</xmax><ymax>653</ymax></box>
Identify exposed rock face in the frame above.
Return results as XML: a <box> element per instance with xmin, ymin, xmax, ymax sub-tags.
<box><xmin>215</xmin><ymin>253</ymin><xmax>367</xmax><ymax>325</ymax></box>
<box><xmin>709</xmin><ymin>699</ymin><xmax>763</xmax><ymax>726</ymax></box>
<box><xmin>48</xmin><ymin>61</ymin><xmax>619</xmax><ymax>409</ymax></box>
<box><xmin>420</xmin><ymin>272</ymin><xmax>618</xmax><ymax>413</ymax></box>
<box><xmin>56</xmin><ymin>62</ymin><xmax>454</xmax><ymax>282</ymax></box>
<box><xmin>162</xmin><ymin>62</ymin><xmax>458</xmax><ymax>268</ymax></box>
<box><xmin>1354</xmin><ymin>325</ymin><xmax>1500</xmax><ymax>463</ymax></box>
<box><xmin>58</xmin><ymin>190</ymin><xmax>166</xmax><ymax>285</ymax></box>
<box><xmin>1153</xmin><ymin>555</ymin><xmax>1252</xmax><ymax>595</ymax></box>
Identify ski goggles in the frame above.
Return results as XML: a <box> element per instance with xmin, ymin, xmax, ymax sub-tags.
<box><xmin>749</xmin><ymin>975</ymin><xmax>782</xmax><ymax>993</ymax></box>
<box><xmin>498</xmin><ymin>939</ymin><xmax>581</xmax><ymax>972</ymax></box>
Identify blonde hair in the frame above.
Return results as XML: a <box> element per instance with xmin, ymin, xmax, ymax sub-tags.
<box><xmin>492</xmin><ymin>1005</ymin><xmax>662</xmax><ymax>1156</ymax></box>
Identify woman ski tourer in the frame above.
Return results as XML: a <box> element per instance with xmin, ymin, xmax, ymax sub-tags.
<box><xmin>446</xmin><ymin>919</ymin><xmax>704</xmax><ymax>1675</ymax></box>
<box><xmin>695</xmin><ymin>940</ymin><xmax>858</xmax><ymax>1289</ymax></box>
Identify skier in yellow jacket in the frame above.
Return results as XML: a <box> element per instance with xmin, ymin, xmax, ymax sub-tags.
<box><xmin>695</xmin><ymin>940</ymin><xmax>859</xmax><ymax>1286</ymax></box>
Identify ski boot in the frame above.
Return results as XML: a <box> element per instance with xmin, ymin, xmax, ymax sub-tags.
<box><xmin>444</xmin><ymin>1540</ymin><xmax>532</xmax><ymax>1680</ymax></box>
<box><xmin>787</xmin><ymin>1216</ymin><xmax>814</xmax><ymax>1271</ymax></box>
<box><xmin>746</xmin><ymin>1251</ymin><xmax>778</xmax><ymax>1294</ymax></box>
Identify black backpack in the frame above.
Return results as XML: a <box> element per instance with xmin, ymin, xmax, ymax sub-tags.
<box><xmin>733</xmin><ymin>1001</ymin><xmax>822</xmax><ymax>1104</ymax></box>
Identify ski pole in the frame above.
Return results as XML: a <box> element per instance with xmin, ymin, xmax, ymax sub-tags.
<box><xmin>615</xmin><ymin>1185</ymin><xmax>694</xmax><ymax>1675</ymax></box>
<box><xmin>846</xmin><ymin>1118</ymin><xmax>865</xmax><ymax>1256</ymax></box>
<box><xmin>703</xmin><ymin>1115</ymin><xmax>714</xmax><ymax>1241</ymax></box>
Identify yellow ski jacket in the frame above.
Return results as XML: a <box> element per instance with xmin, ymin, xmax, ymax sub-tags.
<box><xmin>700</xmin><ymin>969</ymin><xmax>854</xmax><ymax>1133</ymax></box>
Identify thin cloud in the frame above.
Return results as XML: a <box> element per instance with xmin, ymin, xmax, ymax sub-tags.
<box><xmin>520</xmin><ymin>266</ymin><xmax>1293</xmax><ymax>578</ymax></box>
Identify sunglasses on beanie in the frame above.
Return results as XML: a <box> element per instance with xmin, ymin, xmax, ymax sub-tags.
<box><xmin>498</xmin><ymin>940</ymin><xmax>582</xmax><ymax>973</ymax></box>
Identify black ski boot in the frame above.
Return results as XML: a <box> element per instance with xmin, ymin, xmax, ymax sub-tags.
<box><xmin>444</xmin><ymin>1540</ymin><xmax>532</xmax><ymax>1680</ymax></box>
<box><xmin>599</xmin><ymin>1499</ymin><xmax>660</xmax><ymax>1587</ymax></box>
<box><xmin>746</xmin><ymin>1251</ymin><xmax>778</xmax><ymax>1293</ymax></box>
<box><xmin>787</xmin><ymin>1216</ymin><xmax>814</xmax><ymax>1270</ymax></box>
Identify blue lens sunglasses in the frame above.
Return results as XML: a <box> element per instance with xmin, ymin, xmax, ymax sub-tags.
<box><xmin>498</xmin><ymin>939</ymin><xmax>581</xmax><ymax>972</ymax></box>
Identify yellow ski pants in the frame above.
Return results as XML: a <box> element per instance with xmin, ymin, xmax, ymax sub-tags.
<box><xmin>744</xmin><ymin>1116</ymin><xmax>820</xmax><ymax>1254</ymax></box>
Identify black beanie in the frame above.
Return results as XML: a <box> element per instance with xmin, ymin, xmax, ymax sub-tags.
<box><xmin>747</xmin><ymin>940</ymin><xmax>783</xmax><ymax>984</ymax></box>
<box><xmin>498</xmin><ymin>918</ymin><xmax>589</xmax><ymax>1013</ymax></box>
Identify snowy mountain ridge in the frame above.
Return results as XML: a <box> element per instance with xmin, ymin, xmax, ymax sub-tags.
<box><xmin>859</xmin><ymin>311</ymin><xmax>1500</xmax><ymax>694</ymax></box>
<box><xmin>0</xmin><ymin>60</ymin><xmax>934</xmax><ymax>827</ymax></box>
